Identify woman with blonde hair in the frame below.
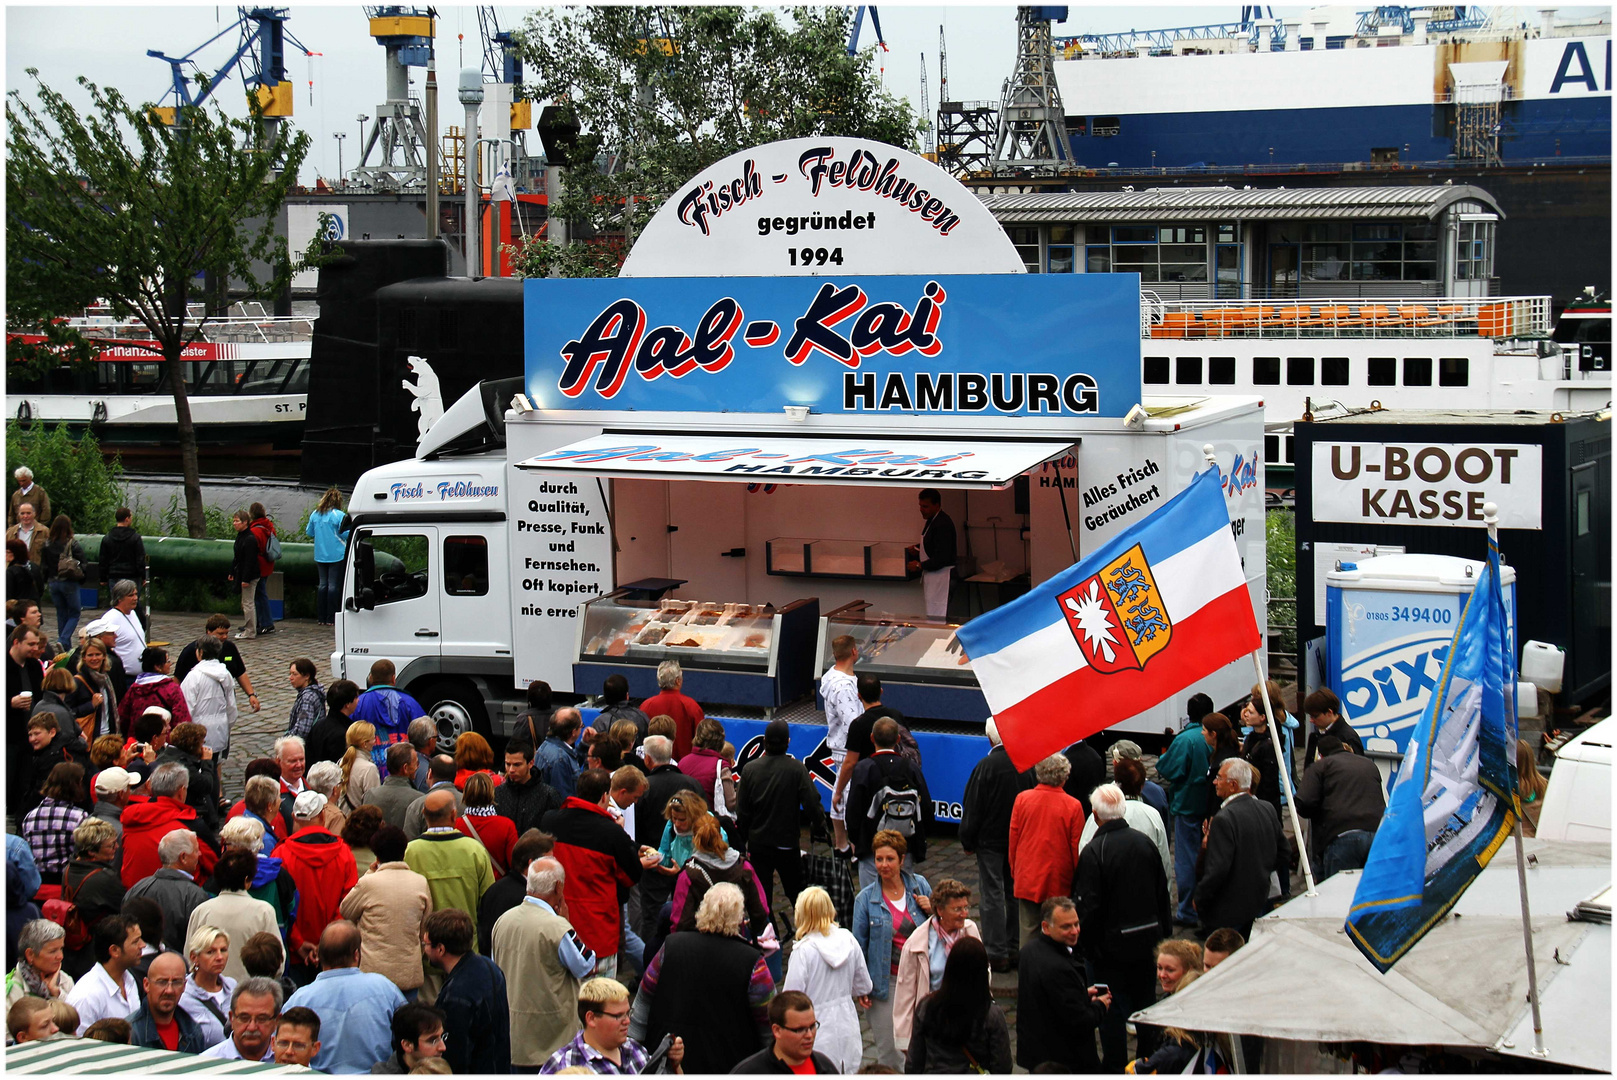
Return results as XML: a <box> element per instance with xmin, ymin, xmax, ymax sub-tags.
<box><xmin>1517</xmin><ymin>738</ymin><xmax>1549</xmax><ymax>836</ymax></box>
<box><xmin>179</xmin><ymin>925</ymin><xmax>235</xmax><ymax>1048</ymax></box>
<box><xmin>336</xmin><ymin>721</ymin><xmax>380</xmax><ymax>814</ymax></box>
<box><xmin>783</xmin><ymin>885</ymin><xmax>873</xmax><ymax>1072</ymax></box>
<box><xmin>70</xmin><ymin>636</ymin><xmax>117</xmax><ymax>743</ymax></box>
<box><xmin>306</xmin><ymin>488</ymin><xmax>350</xmax><ymax>626</ymax></box>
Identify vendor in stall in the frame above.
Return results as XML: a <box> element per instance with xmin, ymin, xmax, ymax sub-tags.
<box><xmin>906</xmin><ymin>489</ymin><xmax>957</xmax><ymax>620</ymax></box>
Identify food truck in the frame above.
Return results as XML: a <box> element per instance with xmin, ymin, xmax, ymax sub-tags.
<box><xmin>332</xmin><ymin>138</ymin><xmax>1268</xmax><ymax>816</ymax></box>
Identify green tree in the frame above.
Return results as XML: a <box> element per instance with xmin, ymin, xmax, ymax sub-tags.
<box><xmin>6</xmin><ymin>70</ymin><xmax>325</xmax><ymax>537</ymax></box>
<box><xmin>4</xmin><ymin>421</ymin><xmax>125</xmax><ymax>534</ymax></box>
<box><xmin>510</xmin><ymin>6</ymin><xmax>922</xmax><ymax>277</ymax></box>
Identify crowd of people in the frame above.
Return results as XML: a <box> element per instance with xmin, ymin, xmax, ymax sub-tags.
<box><xmin>5</xmin><ymin>483</ymin><xmax>1405</xmax><ymax>1073</ymax></box>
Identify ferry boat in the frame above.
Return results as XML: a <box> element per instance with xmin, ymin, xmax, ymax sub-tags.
<box><xmin>7</xmin><ymin>312</ymin><xmax>313</xmax><ymax>450</ymax></box>
<box><xmin>1051</xmin><ymin>6</ymin><xmax>1611</xmax><ymax>169</ymax></box>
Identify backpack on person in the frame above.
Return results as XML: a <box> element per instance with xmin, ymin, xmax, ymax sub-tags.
<box><xmin>263</xmin><ymin>528</ymin><xmax>283</xmax><ymax>562</ymax></box>
<box><xmin>868</xmin><ymin>777</ymin><xmax>924</xmax><ymax>839</ymax></box>
<box><xmin>43</xmin><ymin>867</ymin><xmax>104</xmax><ymax>951</ymax></box>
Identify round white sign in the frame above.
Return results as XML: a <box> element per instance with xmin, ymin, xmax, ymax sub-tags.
<box><xmin>620</xmin><ymin>137</ymin><xmax>1025</xmax><ymax>278</ymax></box>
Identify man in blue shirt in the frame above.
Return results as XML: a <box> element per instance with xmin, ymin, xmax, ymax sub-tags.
<box><xmin>534</xmin><ymin>707</ymin><xmax>587</xmax><ymax>800</ymax></box>
<box><xmin>351</xmin><ymin>660</ymin><xmax>426</xmax><ymax>776</ymax></box>
<box><xmin>284</xmin><ymin>920</ymin><xmax>407</xmax><ymax>1073</ymax></box>
<box><xmin>1155</xmin><ymin>694</ymin><xmax>1214</xmax><ymax>925</ymax></box>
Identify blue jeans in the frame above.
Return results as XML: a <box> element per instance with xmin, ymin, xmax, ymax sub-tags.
<box><xmin>1322</xmin><ymin>830</ymin><xmax>1376</xmax><ymax>879</ymax></box>
<box><xmin>254</xmin><ymin>576</ymin><xmax>272</xmax><ymax>631</ymax></box>
<box><xmin>315</xmin><ymin>561</ymin><xmax>343</xmax><ymax>624</ymax></box>
<box><xmin>1172</xmin><ymin>813</ymin><xmax>1204</xmax><ymax>921</ymax></box>
<box><xmin>49</xmin><ymin>579</ymin><xmax>81</xmax><ymax>652</ymax></box>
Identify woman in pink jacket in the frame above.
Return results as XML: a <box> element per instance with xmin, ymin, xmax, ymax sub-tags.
<box><xmin>117</xmin><ymin>647</ymin><xmax>191</xmax><ymax>737</ymax></box>
<box><xmin>891</xmin><ymin>877</ymin><xmax>983</xmax><ymax>1054</ymax></box>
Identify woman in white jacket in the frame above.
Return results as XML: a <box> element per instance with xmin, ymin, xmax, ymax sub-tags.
<box><xmin>783</xmin><ymin>885</ymin><xmax>873</xmax><ymax>1073</ymax></box>
<box><xmin>179</xmin><ymin>636</ymin><xmax>238</xmax><ymax>758</ymax></box>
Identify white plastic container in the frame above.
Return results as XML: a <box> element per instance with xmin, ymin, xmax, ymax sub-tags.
<box><xmin>1521</xmin><ymin>639</ymin><xmax>1566</xmax><ymax>693</ymax></box>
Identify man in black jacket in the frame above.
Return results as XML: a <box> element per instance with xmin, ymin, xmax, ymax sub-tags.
<box><xmin>1195</xmin><ymin>759</ymin><xmax>1288</xmax><ymax>939</ymax></box>
<box><xmin>476</xmin><ymin>829</ymin><xmax>553</xmax><ymax>956</ymax></box>
<box><xmin>730</xmin><ymin>991</ymin><xmax>839</xmax><ymax>1074</ymax></box>
<box><xmin>1016</xmin><ymin>896</ymin><xmax>1109</xmax><ymax>1072</ymax></box>
<box><xmin>846</xmin><ymin>718</ymin><xmax>932</xmax><ymax>889</ymax></box>
<box><xmin>1074</xmin><ymin>783</ymin><xmax>1172</xmax><ymax>1071</ymax></box>
<box><xmin>1302</xmin><ymin>687</ymin><xmax>1365</xmax><ymax>768</ymax></box>
<box><xmin>99</xmin><ymin>508</ymin><xmax>146</xmax><ymax>605</ymax></box>
<box><xmin>735</xmin><ymin>719</ymin><xmax>825</xmax><ymax>911</ymax></box>
<box><xmin>959</xmin><ymin>717</ymin><xmax>1032</xmax><ymax>972</ymax></box>
<box><xmin>423</xmin><ymin>907</ymin><xmax>511</xmax><ymax>1076</ymax></box>
<box><xmin>1295</xmin><ymin>735</ymin><xmax>1385</xmax><ymax>878</ymax></box>
<box><xmin>495</xmin><ymin>738</ymin><xmax>562</xmax><ymax>834</ymax></box>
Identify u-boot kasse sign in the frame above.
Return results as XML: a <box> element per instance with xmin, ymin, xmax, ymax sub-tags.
<box><xmin>1312</xmin><ymin>441</ymin><xmax>1542</xmax><ymax>530</ymax></box>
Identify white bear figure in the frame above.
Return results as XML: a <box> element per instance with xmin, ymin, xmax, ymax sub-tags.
<box><xmin>403</xmin><ymin>355</ymin><xmax>444</xmax><ymax>440</ymax></box>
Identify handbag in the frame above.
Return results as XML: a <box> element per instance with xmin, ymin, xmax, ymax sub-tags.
<box><xmin>55</xmin><ymin>544</ymin><xmax>84</xmax><ymax>582</ymax></box>
<box><xmin>802</xmin><ymin>838</ymin><xmax>856</xmax><ymax>925</ymax></box>
<box><xmin>263</xmin><ymin>529</ymin><xmax>283</xmax><ymax>562</ymax></box>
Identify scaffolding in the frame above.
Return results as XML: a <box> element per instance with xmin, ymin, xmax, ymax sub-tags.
<box><xmin>992</xmin><ymin>6</ymin><xmax>1071</xmax><ymax>175</ymax></box>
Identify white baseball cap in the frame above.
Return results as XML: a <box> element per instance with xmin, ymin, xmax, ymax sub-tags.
<box><xmin>140</xmin><ymin>706</ymin><xmax>173</xmax><ymax>725</ymax></box>
<box><xmin>94</xmin><ymin>767</ymin><xmax>133</xmax><ymax>794</ymax></box>
<box><xmin>293</xmin><ymin>790</ymin><xmax>328</xmax><ymax>819</ymax></box>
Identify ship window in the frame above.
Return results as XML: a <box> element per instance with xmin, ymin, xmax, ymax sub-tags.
<box><xmin>1577</xmin><ymin>491</ymin><xmax>1591</xmax><ymax>536</ymax></box>
<box><xmin>1285</xmin><ymin>435</ymin><xmax>1296</xmax><ymax>463</ymax></box>
<box><xmin>444</xmin><ymin>535</ymin><xmax>489</xmax><ymax>597</ymax></box>
<box><xmin>1176</xmin><ymin>356</ymin><xmax>1203</xmax><ymax>384</ymax></box>
<box><xmin>1143</xmin><ymin>356</ymin><xmax>1170</xmax><ymax>384</ymax></box>
<box><xmin>1085</xmin><ymin>246</ymin><xmax>1111</xmax><ymax>273</ymax></box>
<box><xmin>1287</xmin><ymin>357</ymin><xmax>1314</xmax><ymax>385</ymax></box>
<box><xmin>1253</xmin><ymin>356</ymin><xmax>1281</xmax><ymax>385</ymax></box>
<box><xmin>1321</xmin><ymin>357</ymin><xmax>1350</xmax><ymax>385</ymax></box>
<box><xmin>1403</xmin><ymin>357</ymin><xmax>1433</xmax><ymax>386</ymax></box>
<box><xmin>1439</xmin><ymin>357</ymin><xmax>1469</xmax><ymax>386</ymax></box>
<box><xmin>1008</xmin><ymin>227</ymin><xmax>1041</xmax><ymax>274</ymax></box>
<box><xmin>126</xmin><ymin>363</ymin><xmax>162</xmax><ymax>390</ymax></box>
<box><xmin>1209</xmin><ymin>356</ymin><xmax>1236</xmax><ymax>384</ymax></box>
<box><xmin>1368</xmin><ymin>357</ymin><xmax>1396</xmax><ymax>386</ymax></box>
<box><xmin>1264</xmin><ymin>434</ymin><xmax>1280</xmax><ymax>462</ymax></box>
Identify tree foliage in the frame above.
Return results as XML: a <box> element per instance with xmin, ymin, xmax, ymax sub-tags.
<box><xmin>5</xmin><ymin>421</ymin><xmax>126</xmax><ymax>535</ymax></box>
<box><xmin>510</xmin><ymin>6</ymin><xmax>922</xmax><ymax>277</ymax></box>
<box><xmin>6</xmin><ymin>70</ymin><xmax>323</xmax><ymax>536</ymax></box>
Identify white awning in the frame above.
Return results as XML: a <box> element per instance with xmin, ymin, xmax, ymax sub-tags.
<box><xmin>515</xmin><ymin>433</ymin><xmax>1073</xmax><ymax>489</ymax></box>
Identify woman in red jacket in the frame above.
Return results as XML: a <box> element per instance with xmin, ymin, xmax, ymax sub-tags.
<box><xmin>246</xmin><ymin>502</ymin><xmax>276</xmax><ymax>637</ymax></box>
<box><xmin>454</xmin><ymin>772</ymin><xmax>517</xmax><ymax>874</ymax></box>
<box><xmin>117</xmin><ymin>647</ymin><xmax>191</xmax><ymax>737</ymax></box>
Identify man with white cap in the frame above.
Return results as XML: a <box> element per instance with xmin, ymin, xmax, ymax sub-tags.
<box><xmin>277</xmin><ymin>790</ymin><xmax>358</xmax><ymax>985</ymax></box>
<box><xmin>91</xmin><ymin>767</ymin><xmax>134</xmax><ymax>838</ymax></box>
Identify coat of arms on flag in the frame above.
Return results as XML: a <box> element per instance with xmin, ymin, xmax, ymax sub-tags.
<box><xmin>1058</xmin><ymin>545</ymin><xmax>1173</xmax><ymax>673</ymax></box>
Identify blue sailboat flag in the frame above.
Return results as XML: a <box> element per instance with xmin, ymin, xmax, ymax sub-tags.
<box><xmin>1345</xmin><ymin>537</ymin><xmax>1520</xmax><ymax>973</ymax></box>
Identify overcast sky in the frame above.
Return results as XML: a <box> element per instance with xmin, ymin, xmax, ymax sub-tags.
<box><xmin>4</xmin><ymin>3</ymin><xmax>1607</xmax><ymax>185</ymax></box>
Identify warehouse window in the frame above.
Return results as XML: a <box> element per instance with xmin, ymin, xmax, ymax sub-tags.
<box><xmin>1367</xmin><ymin>357</ymin><xmax>1396</xmax><ymax>386</ymax></box>
<box><xmin>1253</xmin><ymin>356</ymin><xmax>1281</xmax><ymax>385</ymax></box>
<box><xmin>1209</xmin><ymin>356</ymin><xmax>1236</xmax><ymax>385</ymax></box>
<box><xmin>1143</xmin><ymin>356</ymin><xmax>1170</xmax><ymax>384</ymax></box>
<box><xmin>1321</xmin><ymin>356</ymin><xmax>1350</xmax><ymax>385</ymax></box>
<box><xmin>1007</xmin><ymin>227</ymin><xmax>1041</xmax><ymax>274</ymax></box>
<box><xmin>1302</xmin><ymin>221</ymin><xmax>1440</xmax><ymax>282</ymax></box>
<box><xmin>1099</xmin><ymin>225</ymin><xmax>1209</xmax><ymax>283</ymax></box>
<box><xmin>1047</xmin><ymin>225</ymin><xmax>1075</xmax><ymax>273</ymax></box>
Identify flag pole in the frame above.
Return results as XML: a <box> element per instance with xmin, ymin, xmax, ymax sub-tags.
<box><xmin>1200</xmin><ymin>443</ymin><xmax>1317</xmax><ymax>896</ymax></box>
<box><xmin>1493</xmin><ymin>500</ymin><xmax>1547</xmax><ymax>1057</ymax></box>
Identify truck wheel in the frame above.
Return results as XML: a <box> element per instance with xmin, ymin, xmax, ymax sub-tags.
<box><xmin>417</xmin><ymin>680</ymin><xmax>487</xmax><ymax>755</ymax></box>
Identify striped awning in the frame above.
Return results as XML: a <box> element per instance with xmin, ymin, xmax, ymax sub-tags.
<box><xmin>6</xmin><ymin>1038</ymin><xmax>313</xmax><ymax>1074</ymax></box>
<box><xmin>981</xmin><ymin>184</ymin><xmax>1504</xmax><ymax>223</ymax></box>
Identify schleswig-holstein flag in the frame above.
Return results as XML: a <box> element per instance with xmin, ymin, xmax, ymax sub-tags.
<box><xmin>956</xmin><ymin>467</ymin><xmax>1259</xmax><ymax>770</ymax></box>
<box><xmin>1346</xmin><ymin>536</ymin><xmax>1519</xmax><ymax>973</ymax></box>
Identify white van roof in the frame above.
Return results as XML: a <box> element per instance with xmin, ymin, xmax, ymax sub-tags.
<box><xmin>1556</xmin><ymin>717</ymin><xmax>1614</xmax><ymax>765</ymax></box>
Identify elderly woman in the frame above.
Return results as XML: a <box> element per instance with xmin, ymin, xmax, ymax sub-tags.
<box><xmin>212</xmin><ymin>817</ymin><xmax>294</xmax><ymax>938</ymax></box>
<box><xmin>632</xmin><ymin>882</ymin><xmax>774</xmax><ymax>1075</ymax></box>
<box><xmin>851</xmin><ymin>828</ymin><xmax>934</xmax><ymax>1071</ymax></box>
<box><xmin>59</xmin><ymin>819</ymin><xmax>126</xmax><ymax>979</ymax></box>
<box><xmin>179</xmin><ymin>924</ymin><xmax>235</xmax><ymax>1048</ymax></box>
<box><xmin>5</xmin><ymin>920</ymin><xmax>75</xmax><ymax>1009</ymax></box>
<box><xmin>239</xmin><ymin>775</ymin><xmax>286</xmax><ymax>854</ymax></box>
<box><xmin>453</xmin><ymin>731</ymin><xmax>503</xmax><ymax>790</ymax></box>
<box><xmin>783</xmin><ymin>885</ymin><xmax>872</xmax><ymax>1072</ymax></box>
<box><xmin>893</xmin><ymin>877</ymin><xmax>981</xmax><ymax>1057</ymax></box>
<box><xmin>336</xmin><ymin>721</ymin><xmax>380</xmax><ymax>814</ymax></box>
<box><xmin>455</xmin><ymin>771</ymin><xmax>517</xmax><ymax>873</ymax></box>
<box><xmin>305</xmin><ymin>760</ymin><xmax>348</xmax><ymax>834</ymax></box>
<box><xmin>341</xmin><ymin>804</ymin><xmax>385</xmax><ymax>877</ymax></box>
<box><xmin>21</xmin><ymin>762</ymin><xmax>90</xmax><ymax>883</ymax></box>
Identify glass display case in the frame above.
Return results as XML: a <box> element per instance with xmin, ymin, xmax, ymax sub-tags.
<box><xmin>574</xmin><ymin>589</ymin><xmax>821</xmax><ymax>709</ymax></box>
<box><xmin>818</xmin><ymin>601</ymin><xmax>977</xmax><ymax>685</ymax></box>
<box><xmin>767</xmin><ymin>537</ymin><xmax>919</xmax><ymax>581</ymax></box>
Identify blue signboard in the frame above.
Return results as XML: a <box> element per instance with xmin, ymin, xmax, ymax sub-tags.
<box><xmin>579</xmin><ymin>708</ymin><xmax>984</xmax><ymax>823</ymax></box>
<box><xmin>524</xmin><ymin>274</ymin><xmax>1142</xmax><ymax>418</ymax></box>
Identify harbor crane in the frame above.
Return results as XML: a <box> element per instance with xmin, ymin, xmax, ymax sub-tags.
<box><xmin>147</xmin><ymin>5</ymin><xmax>313</xmax><ymax>142</ymax></box>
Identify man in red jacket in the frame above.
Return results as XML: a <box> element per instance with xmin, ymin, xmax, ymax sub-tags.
<box><xmin>1008</xmin><ymin>753</ymin><xmax>1085</xmax><ymax>947</ymax></box>
<box><xmin>119</xmin><ymin>761</ymin><xmax>219</xmax><ymax>887</ymax></box>
<box><xmin>639</xmin><ymin>660</ymin><xmax>704</xmax><ymax>760</ymax></box>
<box><xmin>277</xmin><ymin>790</ymin><xmax>357</xmax><ymax>983</ymax></box>
<box><xmin>541</xmin><ymin>768</ymin><xmax>658</xmax><ymax>979</ymax></box>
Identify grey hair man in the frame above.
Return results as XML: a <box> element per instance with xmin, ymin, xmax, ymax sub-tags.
<box><xmin>361</xmin><ymin>741</ymin><xmax>426</xmax><ymax>830</ymax></box>
<box><xmin>1074</xmin><ymin>782</ymin><xmax>1170</xmax><ymax>1069</ymax></box>
<box><xmin>407</xmin><ymin>717</ymin><xmax>436</xmax><ymax>789</ymax></box>
<box><xmin>490</xmin><ymin>855</ymin><xmax>597</xmax><ymax>1068</ymax></box>
<box><xmin>123</xmin><ymin>828</ymin><xmax>210</xmax><ymax>952</ymax></box>
<box><xmin>273</xmin><ymin>735</ymin><xmax>306</xmax><ymax>796</ymax></box>
<box><xmin>1194</xmin><ymin>757</ymin><xmax>1288</xmax><ymax>941</ymax></box>
<box><xmin>198</xmin><ymin>976</ymin><xmax>285</xmax><ymax>1060</ymax></box>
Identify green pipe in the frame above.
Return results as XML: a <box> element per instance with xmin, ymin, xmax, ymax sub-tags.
<box><xmin>78</xmin><ymin>534</ymin><xmax>321</xmax><ymax>585</ymax></box>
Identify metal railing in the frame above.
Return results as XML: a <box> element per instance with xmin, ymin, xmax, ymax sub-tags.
<box><xmin>1142</xmin><ymin>294</ymin><xmax>1552</xmax><ymax>340</ymax></box>
<box><xmin>66</xmin><ymin>315</ymin><xmax>316</xmax><ymax>345</ymax></box>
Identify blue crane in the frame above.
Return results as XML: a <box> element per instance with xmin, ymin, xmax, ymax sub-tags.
<box><xmin>847</xmin><ymin>6</ymin><xmax>887</xmax><ymax>56</ymax></box>
<box><xmin>147</xmin><ymin>7</ymin><xmax>314</xmax><ymax>125</ymax></box>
